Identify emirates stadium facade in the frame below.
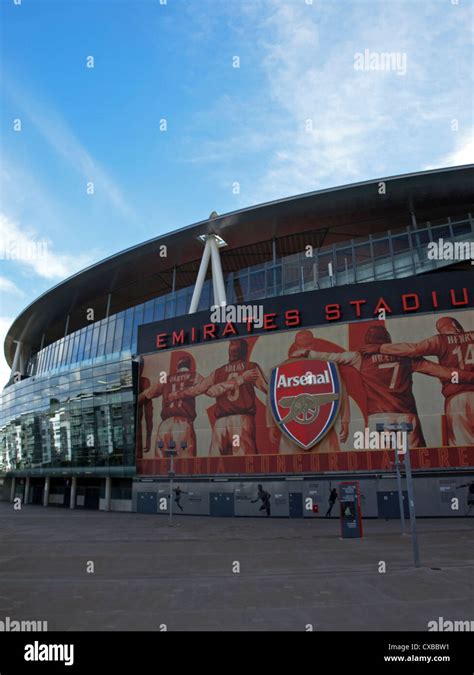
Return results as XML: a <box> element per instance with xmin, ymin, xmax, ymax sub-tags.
<box><xmin>1</xmin><ymin>165</ymin><xmax>473</xmax><ymax>518</ymax></box>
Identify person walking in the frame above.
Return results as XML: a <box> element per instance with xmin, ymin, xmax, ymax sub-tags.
<box><xmin>251</xmin><ymin>484</ymin><xmax>271</xmax><ymax>517</ymax></box>
<box><xmin>326</xmin><ymin>488</ymin><xmax>338</xmax><ymax>517</ymax></box>
<box><xmin>174</xmin><ymin>486</ymin><xmax>186</xmax><ymax>512</ymax></box>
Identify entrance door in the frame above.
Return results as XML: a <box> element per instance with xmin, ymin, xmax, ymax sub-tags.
<box><xmin>63</xmin><ymin>485</ymin><xmax>71</xmax><ymax>507</ymax></box>
<box><xmin>210</xmin><ymin>493</ymin><xmax>234</xmax><ymax>517</ymax></box>
<box><xmin>84</xmin><ymin>487</ymin><xmax>100</xmax><ymax>510</ymax></box>
<box><xmin>137</xmin><ymin>492</ymin><xmax>157</xmax><ymax>514</ymax></box>
<box><xmin>289</xmin><ymin>492</ymin><xmax>303</xmax><ymax>518</ymax></box>
<box><xmin>377</xmin><ymin>491</ymin><xmax>409</xmax><ymax>519</ymax></box>
<box><xmin>31</xmin><ymin>484</ymin><xmax>43</xmax><ymax>505</ymax></box>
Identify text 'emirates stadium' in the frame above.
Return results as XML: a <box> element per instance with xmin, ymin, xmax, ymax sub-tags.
<box><xmin>1</xmin><ymin>165</ymin><xmax>473</xmax><ymax>519</ymax></box>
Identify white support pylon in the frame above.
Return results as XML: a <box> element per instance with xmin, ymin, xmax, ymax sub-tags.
<box><xmin>188</xmin><ymin>235</ymin><xmax>227</xmax><ymax>313</ymax></box>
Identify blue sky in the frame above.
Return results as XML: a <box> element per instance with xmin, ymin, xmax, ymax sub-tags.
<box><xmin>0</xmin><ymin>0</ymin><xmax>473</xmax><ymax>384</ymax></box>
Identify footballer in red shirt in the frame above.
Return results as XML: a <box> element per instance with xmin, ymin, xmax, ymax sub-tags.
<box><xmin>177</xmin><ymin>338</ymin><xmax>267</xmax><ymax>456</ymax></box>
<box><xmin>293</xmin><ymin>324</ymin><xmax>474</xmax><ymax>448</ymax></box>
<box><xmin>371</xmin><ymin>317</ymin><xmax>474</xmax><ymax>446</ymax></box>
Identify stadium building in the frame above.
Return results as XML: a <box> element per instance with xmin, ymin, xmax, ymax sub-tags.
<box><xmin>1</xmin><ymin>165</ymin><xmax>473</xmax><ymax>518</ymax></box>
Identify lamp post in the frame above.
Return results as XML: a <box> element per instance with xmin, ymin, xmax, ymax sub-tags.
<box><xmin>164</xmin><ymin>441</ymin><xmax>177</xmax><ymax>527</ymax></box>
<box><xmin>376</xmin><ymin>422</ymin><xmax>420</xmax><ymax>568</ymax></box>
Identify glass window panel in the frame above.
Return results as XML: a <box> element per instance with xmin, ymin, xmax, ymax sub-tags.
<box><xmin>96</xmin><ymin>321</ymin><xmax>108</xmax><ymax>357</ymax></box>
<box><xmin>371</xmin><ymin>238</ymin><xmax>390</xmax><ymax>258</ymax></box>
<box><xmin>121</xmin><ymin>308</ymin><xmax>134</xmax><ymax>352</ymax></box>
<box><xmin>392</xmin><ymin>235</ymin><xmax>410</xmax><ymax>253</ymax></box>
<box><xmin>77</xmin><ymin>329</ymin><xmax>86</xmax><ymax>361</ymax></box>
<box><xmin>83</xmin><ymin>325</ymin><xmax>94</xmax><ymax>360</ymax></box>
<box><xmin>175</xmin><ymin>291</ymin><xmax>186</xmax><ymax>316</ymax></box>
<box><xmin>153</xmin><ymin>300</ymin><xmax>165</xmax><ymax>322</ymax></box>
<box><xmin>71</xmin><ymin>331</ymin><xmax>80</xmax><ymax>364</ymax></box>
<box><xmin>57</xmin><ymin>339</ymin><xmax>66</xmax><ymax>367</ymax></box>
<box><xmin>143</xmin><ymin>300</ymin><xmax>154</xmax><ymax>323</ymax></box>
<box><xmin>112</xmin><ymin>314</ymin><xmax>124</xmax><ymax>353</ymax></box>
<box><xmin>50</xmin><ymin>342</ymin><xmax>59</xmax><ymax>370</ymax></box>
<box><xmin>131</xmin><ymin>304</ymin><xmax>144</xmax><ymax>353</ymax></box>
<box><xmin>63</xmin><ymin>336</ymin><xmax>71</xmax><ymax>366</ymax></box>
<box><xmin>335</xmin><ymin>247</ymin><xmax>354</xmax><ymax>285</ymax></box>
<box><xmin>197</xmin><ymin>280</ymin><xmax>211</xmax><ymax>310</ymax></box>
<box><xmin>104</xmin><ymin>317</ymin><xmax>116</xmax><ymax>354</ymax></box>
<box><xmin>451</xmin><ymin>219</ymin><xmax>471</xmax><ymax>236</ymax></box>
<box><xmin>249</xmin><ymin>270</ymin><xmax>266</xmax><ymax>298</ymax></box>
<box><xmin>315</xmin><ymin>252</ymin><xmax>333</xmax><ymax>289</ymax></box>
<box><xmin>45</xmin><ymin>344</ymin><xmax>53</xmax><ymax>372</ymax></box>
<box><xmin>164</xmin><ymin>298</ymin><xmax>175</xmax><ymax>319</ymax></box>
<box><xmin>412</xmin><ymin>229</ymin><xmax>430</xmax><ymax>247</ymax></box>
<box><xmin>233</xmin><ymin>272</ymin><xmax>248</xmax><ymax>303</ymax></box>
<box><xmin>430</xmin><ymin>224</ymin><xmax>451</xmax><ymax>240</ymax></box>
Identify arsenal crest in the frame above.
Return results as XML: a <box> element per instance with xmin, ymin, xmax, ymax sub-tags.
<box><xmin>269</xmin><ymin>358</ymin><xmax>341</xmax><ymax>450</ymax></box>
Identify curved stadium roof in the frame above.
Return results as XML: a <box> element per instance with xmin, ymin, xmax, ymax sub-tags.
<box><xmin>5</xmin><ymin>164</ymin><xmax>474</xmax><ymax>366</ymax></box>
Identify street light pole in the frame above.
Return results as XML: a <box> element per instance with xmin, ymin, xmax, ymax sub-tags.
<box><xmin>393</xmin><ymin>447</ymin><xmax>406</xmax><ymax>535</ymax></box>
<box><xmin>164</xmin><ymin>441</ymin><xmax>177</xmax><ymax>527</ymax></box>
<box><xmin>403</xmin><ymin>432</ymin><xmax>420</xmax><ymax>568</ymax></box>
<box><xmin>376</xmin><ymin>422</ymin><xmax>420</xmax><ymax>568</ymax></box>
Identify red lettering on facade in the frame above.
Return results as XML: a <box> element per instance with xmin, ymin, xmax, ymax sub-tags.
<box><xmin>276</xmin><ymin>455</ymin><xmax>286</xmax><ymax>472</ymax></box>
<box><xmin>373</xmin><ymin>298</ymin><xmax>392</xmax><ymax>316</ymax></box>
<box><xmin>457</xmin><ymin>447</ymin><xmax>469</xmax><ymax>466</ymax></box>
<box><xmin>450</xmin><ymin>287</ymin><xmax>468</xmax><ymax>306</ymax></box>
<box><xmin>172</xmin><ymin>330</ymin><xmax>185</xmax><ymax>345</ymax></box>
<box><xmin>285</xmin><ymin>309</ymin><xmax>301</xmax><ymax>327</ymax></box>
<box><xmin>203</xmin><ymin>324</ymin><xmax>217</xmax><ymax>339</ymax></box>
<box><xmin>156</xmin><ymin>333</ymin><xmax>167</xmax><ymax>349</ymax></box>
<box><xmin>326</xmin><ymin>304</ymin><xmax>341</xmax><ymax>321</ymax></box>
<box><xmin>437</xmin><ymin>447</ymin><xmax>450</xmax><ymax>467</ymax></box>
<box><xmin>222</xmin><ymin>322</ymin><xmax>237</xmax><ymax>336</ymax></box>
<box><xmin>263</xmin><ymin>313</ymin><xmax>278</xmax><ymax>330</ymax></box>
<box><xmin>349</xmin><ymin>300</ymin><xmax>366</xmax><ymax>317</ymax></box>
<box><xmin>328</xmin><ymin>453</ymin><xmax>339</xmax><ymax>471</ymax></box>
<box><xmin>347</xmin><ymin>452</ymin><xmax>358</xmax><ymax>471</ymax></box>
<box><xmin>418</xmin><ymin>448</ymin><xmax>430</xmax><ymax>469</ymax></box>
<box><xmin>402</xmin><ymin>293</ymin><xmax>420</xmax><ymax>312</ymax></box>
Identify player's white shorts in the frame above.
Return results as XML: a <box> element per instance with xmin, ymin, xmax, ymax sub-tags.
<box><xmin>156</xmin><ymin>417</ymin><xmax>196</xmax><ymax>458</ymax></box>
<box><xmin>445</xmin><ymin>392</ymin><xmax>474</xmax><ymax>446</ymax></box>
<box><xmin>210</xmin><ymin>414</ymin><xmax>256</xmax><ymax>456</ymax></box>
<box><xmin>368</xmin><ymin>412</ymin><xmax>426</xmax><ymax>449</ymax></box>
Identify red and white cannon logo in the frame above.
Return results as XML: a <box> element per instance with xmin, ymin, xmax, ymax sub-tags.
<box><xmin>269</xmin><ymin>358</ymin><xmax>341</xmax><ymax>450</ymax></box>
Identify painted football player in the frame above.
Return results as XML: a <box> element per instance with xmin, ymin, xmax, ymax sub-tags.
<box><xmin>364</xmin><ymin>317</ymin><xmax>474</xmax><ymax>446</ymax></box>
<box><xmin>177</xmin><ymin>338</ymin><xmax>267</xmax><ymax>456</ymax></box>
<box><xmin>293</xmin><ymin>324</ymin><xmax>474</xmax><ymax>448</ymax></box>
<box><xmin>138</xmin><ymin>355</ymin><xmax>201</xmax><ymax>458</ymax></box>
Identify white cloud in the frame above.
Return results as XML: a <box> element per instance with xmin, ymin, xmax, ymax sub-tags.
<box><xmin>425</xmin><ymin>132</ymin><xmax>474</xmax><ymax>170</ymax></box>
<box><xmin>0</xmin><ymin>316</ymin><xmax>13</xmax><ymax>389</ymax></box>
<box><xmin>0</xmin><ymin>276</ymin><xmax>23</xmax><ymax>295</ymax></box>
<box><xmin>0</xmin><ymin>213</ymin><xmax>97</xmax><ymax>280</ymax></box>
<box><xmin>3</xmin><ymin>77</ymin><xmax>137</xmax><ymax>222</ymax></box>
<box><xmin>183</xmin><ymin>0</ymin><xmax>473</xmax><ymax>205</ymax></box>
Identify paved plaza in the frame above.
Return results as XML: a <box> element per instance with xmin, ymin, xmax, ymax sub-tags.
<box><xmin>0</xmin><ymin>503</ymin><xmax>473</xmax><ymax>631</ymax></box>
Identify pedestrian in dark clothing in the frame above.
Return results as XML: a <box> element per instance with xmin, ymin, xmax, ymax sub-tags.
<box><xmin>174</xmin><ymin>486</ymin><xmax>186</xmax><ymax>512</ymax></box>
<box><xmin>251</xmin><ymin>484</ymin><xmax>271</xmax><ymax>516</ymax></box>
<box><xmin>457</xmin><ymin>481</ymin><xmax>474</xmax><ymax>516</ymax></box>
<box><xmin>326</xmin><ymin>488</ymin><xmax>338</xmax><ymax>517</ymax></box>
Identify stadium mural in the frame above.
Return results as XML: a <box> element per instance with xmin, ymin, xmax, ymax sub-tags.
<box><xmin>136</xmin><ymin>307</ymin><xmax>474</xmax><ymax>476</ymax></box>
